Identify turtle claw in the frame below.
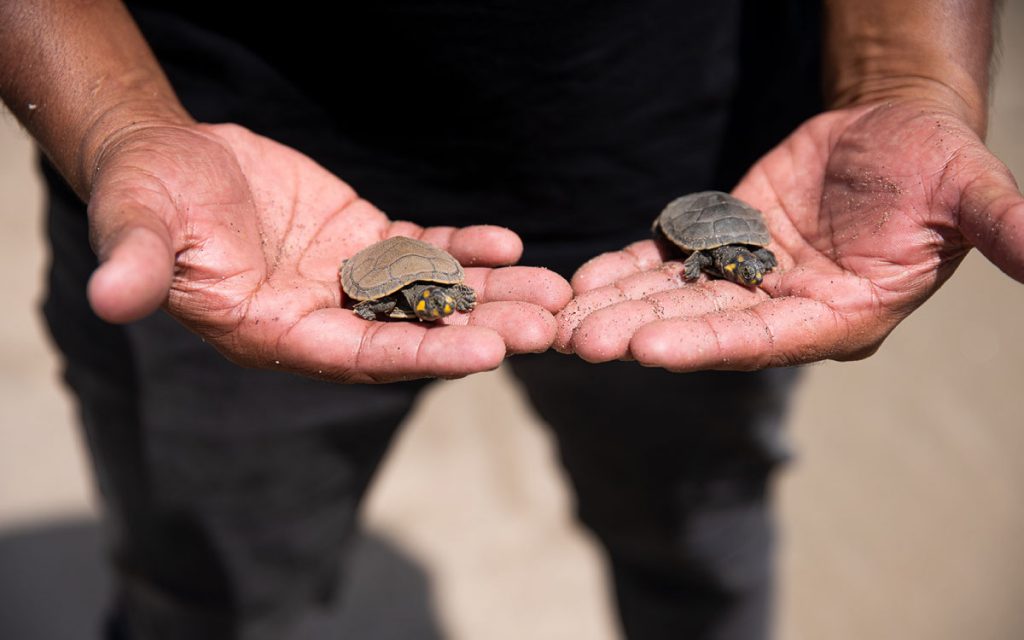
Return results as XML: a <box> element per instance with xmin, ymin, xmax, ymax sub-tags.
<box><xmin>353</xmin><ymin>299</ymin><xmax>397</xmax><ymax>321</ymax></box>
<box><xmin>753</xmin><ymin>247</ymin><xmax>778</xmax><ymax>272</ymax></box>
<box><xmin>453</xmin><ymin>283</ymin><xmax>476</xmax><ymax>312</ymax></box>
<box><xmin>353</xmin><ymin>303</ymin><xmax>378</xmax><ymax>321</ymax></box>
<box><xmin>682</xmin><ymin>252</ymin><xmax>706</xmax><ymax>281</ymax></box>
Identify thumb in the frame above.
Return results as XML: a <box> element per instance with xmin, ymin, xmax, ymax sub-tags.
<box><xmin>959</xmin><ymin>161</ymin><xmax>1024</xmax><ymax>284</ymax></box>
<box><xmin>86</xmin><ymin>208</ymin><xmax>175</xmax><ymax>324</ymax></box>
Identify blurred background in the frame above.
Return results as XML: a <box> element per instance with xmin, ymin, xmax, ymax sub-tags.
<box><xmin>1</xmin><ymin>5</ymin><xmax>1023</xmax><ymax>639</ymax></box>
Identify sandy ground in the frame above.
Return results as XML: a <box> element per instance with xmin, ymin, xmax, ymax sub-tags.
<box><xmin>1</xmin><ymin>6</ymin><xmax>1023</xmax><ymax>639</ymax></box>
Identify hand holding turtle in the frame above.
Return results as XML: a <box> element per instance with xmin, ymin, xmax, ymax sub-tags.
<box><xmin>87</xmin><ymin>122</ymin><xmax>571</xmax><ymax>382</ymax></box>
<box><xmin>556</xmin><ymin>99</ymin><xmax>1024</xmax><ymax>371</ymax></box>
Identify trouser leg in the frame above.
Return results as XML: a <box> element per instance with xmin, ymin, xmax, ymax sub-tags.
<box><xmin>508</xmin><ymin>353</ymin><xmax>798</xmax><ymax>640</ymax></box>
<box><xmin>42</xmin><ymin>164</ymin><xmax>426</xmax><ymax>640</ymax></box>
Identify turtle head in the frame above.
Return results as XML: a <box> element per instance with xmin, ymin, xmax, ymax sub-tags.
<box><xmin>722</xmin><ymin>249</ymin><xmax>765</xmax><ymax>286</ymax></box>
<box><xmin>413</xmin><ymin>286</ymin><xmax>457</xmax><ymax>321</ymax></box>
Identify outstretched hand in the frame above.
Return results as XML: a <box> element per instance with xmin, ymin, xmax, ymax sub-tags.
<box><xmin>557</xmin><ymin>100</ymin><xmax>1024</xmax><ymax>370</ymax></box>
<box><xmin>86</xmin><ymin>123</ymin><xmax>571</xmax><ymax>382</ymax></box>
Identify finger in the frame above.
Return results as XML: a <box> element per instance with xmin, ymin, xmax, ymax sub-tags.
<box><xmin>959</xmin><ymin>163</ymin><xmax>1024</xmax><ymax>283</ymax></box>
<box><xmin>464</xmin><ymin>302</ymin><xmax>557</xmax><ymax>354</ymax></box>
<box><xmin>387</xmin><ymin>222</ymin><xmax>525</xmax><ymax>267</ymax></box>
<box><xmin>448</xmin><ymin>266</ymin><xmax>569</xmax><ymax>352</ymax></box>
<box><xmin>86</xmin><ymin>216</ymin><xmax>175</xmax><ymax>323</ymax></box>
<box><xmin>445</xmin><ymin>224</ymin><xmax>523</xmax><ymax>267</ymax></box>
<box><xmin>463</xmin><ymin>266</ymin><xmax>572</xmax><ymax>312</ymax></box>
<box><xmin>568</xmin><ymin>283</ymin><xmax>769</xmax><ymax>362</ymax></box>
<box><xmin>275</xmin><ymin>308</ymin><xmax>507</xmax><ymax>383</ymax></box>
<box><xmin>569</xmin><ymin>240</ymin><xmax>666</xmax><ymax>293</ymax></box>
<box><xmin>628</xmin><ymin>296</ymin><xmax>849</xmax><ymax>372</ymax></box>
<box><xmin>386</xmin><ymin>220</ymin><xmax>426</xmax><ymax>240</ymax></box>
<box><xmin>554</xmin><ymin>263</ymin><xmax>694</xmax><ymax>350</ymax></box>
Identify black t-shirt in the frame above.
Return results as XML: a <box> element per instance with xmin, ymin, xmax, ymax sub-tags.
<box><xmin>128</xmin><ymin>1</ymin><xmax>820</xmax><ymax>264</ymax></box>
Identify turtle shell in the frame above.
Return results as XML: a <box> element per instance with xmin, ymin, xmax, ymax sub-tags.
<box><xmin>654</xmin><ymin>191</ymin><xmax>771</xmax><ymax>251</ymax></box>
<box><xmin>340</xmin><ymin>236</ymin><xmax>466</xmax><ymax>301</ymax></box>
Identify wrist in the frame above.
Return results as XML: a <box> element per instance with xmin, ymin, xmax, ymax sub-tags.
<box><xmin>0</xmin><ymin>0</ymin><xmax>192</xmax><ymax>198</ymax></box>
<box><xmin>823</xmin><ymin>0</ymin><xmax>995</xmax><ymax>138</ymax></box>
<box><xmin>827</xmin><ymin>72</ymin><xmax>987</xmax><ymax>138</ymax></box>
<box><xmin>76</xmin><ymin>97</ymin><xmax>193</xmax><ymax>199</ymax></box>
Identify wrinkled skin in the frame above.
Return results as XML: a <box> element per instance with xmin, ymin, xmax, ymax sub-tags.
<box><xmin>557</xmin><ymin>100</ymin><xmax>1024</xmax><ymax>370</ymax></box>
<box><xmin>86</xmin><ymin>123</ymin><xmax>572</xmax><ymax>383</ymax></box>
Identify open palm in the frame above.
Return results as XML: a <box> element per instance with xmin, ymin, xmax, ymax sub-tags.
<box><xmin>87</xmin><ymin>123</ymin><xmax>570</xmax><ymax>382</ymax></box>
<box><xmin>557</xmin><ymin>100</ymin><xmax>1024</xmax><ymax>370</ymax></box>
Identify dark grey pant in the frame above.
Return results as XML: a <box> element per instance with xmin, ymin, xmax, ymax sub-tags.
<box><xmin>43</xmin><ymin>161</ymin><xmax>798</xmax><ymax>640</ymax></box>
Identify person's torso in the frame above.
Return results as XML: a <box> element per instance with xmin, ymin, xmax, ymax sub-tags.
<box><xmin>130</xmin><ymin>1</ymin><xmax>821</xmax><ymax>245</ymax></box>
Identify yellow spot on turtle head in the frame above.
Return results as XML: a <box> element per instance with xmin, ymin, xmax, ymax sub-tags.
<box><xmin>430</xmin><ymin>308</ymin><xmax>440</xmax><ymax>317</ymax></box>
<box><xmin>416</xmin><ymin>300</ymin><xmax>427</xmax><ymax>312</ymax></box>
<box><xmin>724</xmin><ymin>263</ymin><xmax>737</xmax><ymax>273</ymax></box>
<box><xmin>422</xmin><ymin>289</ymin><xmax>432</xmax><ymax>298</ymax></box>
<box><xmin>736</xmin><ymin>255</ymin><xmax>745</xmax><ymax>262</ymax></box>
<box><xmin>443</xmin><ymin>304</ymin><xmax>452</xmax><ymax>314</ymax></box>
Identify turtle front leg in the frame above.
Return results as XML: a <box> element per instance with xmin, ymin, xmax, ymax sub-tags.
<box><xmin>353</xmin><ymin>298</ymin><xmax>398</xmax><ymax>321</ymax></box>
<box><xmin>682</xmin><ymin>251</ymin><xmax>711</xmax><ymax>281</ymax></box>
<box><xmin>753</xmin><ymin>247</ymin><xmax>778</xmax><ymax>272</ymax></box>
<box><xmin>451</xmin><ymin>283</ymin><xmax>477</xmax><ymax>312</ymax></box>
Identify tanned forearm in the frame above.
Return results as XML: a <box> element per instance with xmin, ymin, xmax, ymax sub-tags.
<box><xmin>0</xmin><ymin>0</ymin><xmax>190</xmax><ymax>199</ymax></box>
<box><xmin>824</xmin><ymin>0</ymin><xmax>996</xmax><ymax>136</ymax></box>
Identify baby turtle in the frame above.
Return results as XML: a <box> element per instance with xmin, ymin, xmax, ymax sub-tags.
<box><xmin>339</xmin><ymin>236</ymin><xmax>476</xmax><ymax>321</ymax></box>
<box><xmin>653</xmin><ymin>190</ymin><xmax>777</xmax><ymax>286</ymax></box>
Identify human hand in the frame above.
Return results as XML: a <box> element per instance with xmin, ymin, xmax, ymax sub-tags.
<box><xmin>556</xmin><ymin>100</ymin><xmax>1024</xmax><ymax>370</ymax></box>
<box><xmin>86</xmin><ymin>123</ymin><xmax>571</xmax><ymax>382</ymax></box>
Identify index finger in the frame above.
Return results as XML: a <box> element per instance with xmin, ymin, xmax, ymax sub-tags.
<box><xmin>569</xmin><ymin>239</ymin><xmax>667</xmax><ymax>293</ymax></box>
<box><xmin>386</xmin><ymin>222</ymin><xmax>524</xmax><ymax>268</ymax></box>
